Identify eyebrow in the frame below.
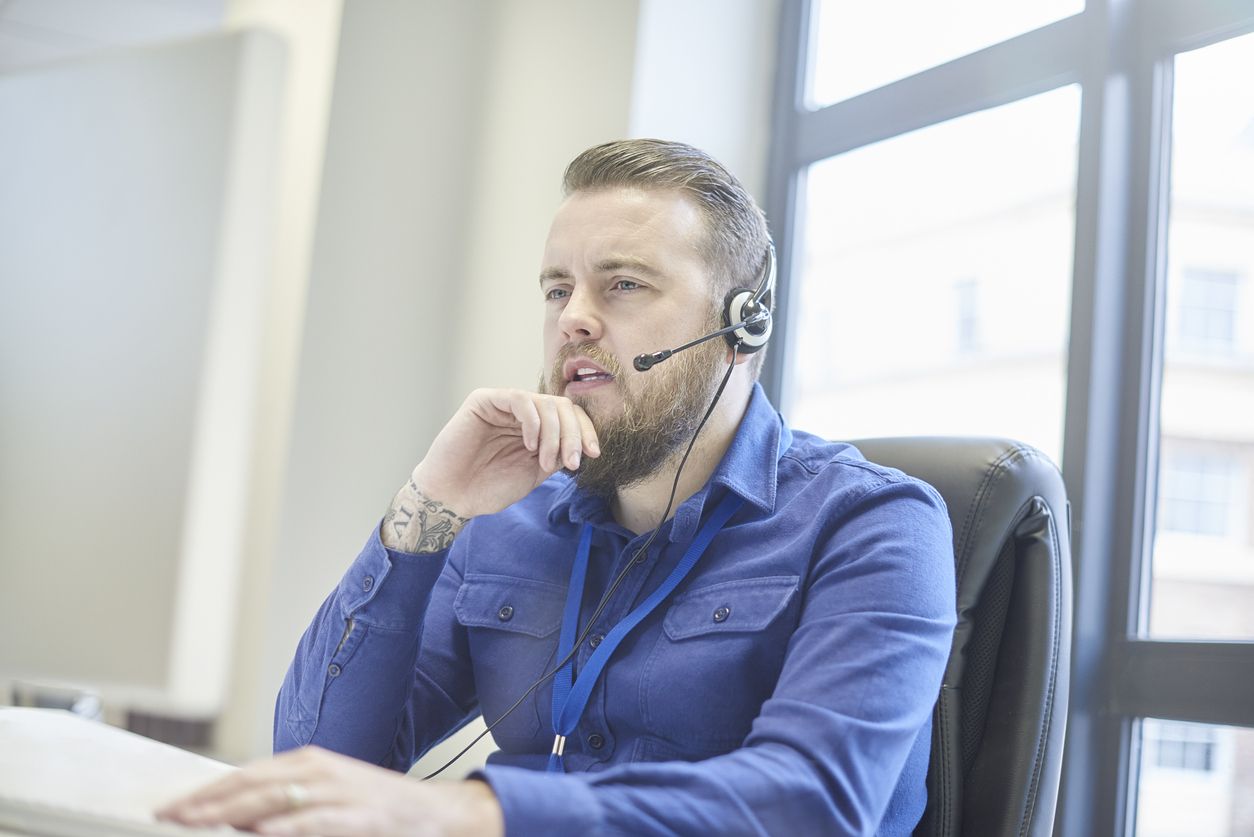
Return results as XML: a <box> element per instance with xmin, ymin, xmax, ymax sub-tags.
<box><xmin>539</xmin><ymin>256</ymin><xmax>665</xmax><ymax>284</ymax></box>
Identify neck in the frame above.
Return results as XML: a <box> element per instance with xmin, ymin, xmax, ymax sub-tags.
<box><xmin>611</xmin><ymin>371</ymin><xmax>754</xmax><ymax>535</ymax></box>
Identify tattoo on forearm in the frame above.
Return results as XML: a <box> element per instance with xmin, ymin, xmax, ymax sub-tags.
<box><xmin>381</xmin><ymin>480</ymin><xmax>469</xmax><ymax>554</ymax></box>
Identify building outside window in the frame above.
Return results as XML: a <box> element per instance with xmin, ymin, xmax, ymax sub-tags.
<box><xmin>1158</xmin><ymin>449</ymin><xmax>1239</xmax><ymax>538</ymax></box>
<box><xmin>954</xmin><ymin>277</ymin><xmax>980</xmax><ymax>356</ymax></box>
<box><xmin>1174</xmin><ymin>269</ymin><xmax>1241</xmax><ymax>358</ymax></box>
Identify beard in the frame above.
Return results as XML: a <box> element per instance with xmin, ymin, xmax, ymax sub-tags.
<box><xmin>538</xmin><ymin>320</ymin><xmax>726</xmax><ymax>499</ymax></box>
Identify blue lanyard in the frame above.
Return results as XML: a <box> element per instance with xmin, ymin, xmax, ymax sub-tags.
<box><xmin>547</xmin><ymin>491</ymin><xmax>744</xmax><ymax>772</ymax></box>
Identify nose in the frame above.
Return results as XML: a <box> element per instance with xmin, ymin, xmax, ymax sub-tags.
<box><xmin>557</xmin><ymin>286</ymin><xmax>603</xmax><ymax>342</ymax></box>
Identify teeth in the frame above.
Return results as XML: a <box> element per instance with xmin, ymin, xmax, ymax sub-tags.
<box><xmin>576</xmin><ymin>367</ymin><xmax>599</xmax><ymax>376</ymax></box>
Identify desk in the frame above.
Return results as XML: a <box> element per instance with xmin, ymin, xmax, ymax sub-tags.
<box><xmin>0</xmin><ymin>708</ymin><xmax>234</xmax><ymax>836</ymax></box>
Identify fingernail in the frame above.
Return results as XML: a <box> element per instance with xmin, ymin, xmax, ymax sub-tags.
<box><xmin>571</xmin><ymin>451</ymin><xmax>581</xmax><ymax>469</ymax></box>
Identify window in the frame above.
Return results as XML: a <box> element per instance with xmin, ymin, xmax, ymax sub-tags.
<box><xmin>768</xmin><ymin>3</ymin><xmax>1254</xmax><ymax>834</ymax></box>
<box><xmin>1158</xmin><ymin>450</ymin><xmax>1237</xmax><ymax>537</ymax></box>
<box><xmin>1134</xmin><ymin>720</ymin><xmax>1249</xmax><ymax>837</ymax></box>
<box><xmin>1174</xmin><ymin>269</ymin><xmax>1241</xmax><ymax>357</ymax></box>
<box><xmin>1148</xmin><ymin>32</ymin><xmax>1254</xmax><ymax>644</ymax></box>
<box><xmin>954</xmin><ymin>278</ymin><xmax>979</xmax><ymax>355</ymax></box>
<box><xmin>808</xmin><ymin>0</ymin><xmax>1085</xmax><ymax>106</ymax></box>
<box><xmin>788</xmin><ymin>87</ymin><xmax>1079</xmax><ymax>463</ymax></box>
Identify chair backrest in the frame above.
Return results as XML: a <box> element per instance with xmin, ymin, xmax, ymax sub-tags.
<box><xmin>851</xmin><ymin>438</ymin><xmax>1072</xmax><ymax>837</ymax></box>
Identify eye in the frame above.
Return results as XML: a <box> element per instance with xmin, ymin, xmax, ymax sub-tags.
<box><xmin>544</xmin><ymin>287</ymin><xmax>570</xmax><ymax>301</ymax></box>
<box><xmin>612</xmin><ymin>279</ymin><xmax>642</xmax><ymax>292</ymax></box>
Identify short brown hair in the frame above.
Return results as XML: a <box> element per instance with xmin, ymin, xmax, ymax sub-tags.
<box><xmin>562</xmin><ymin>138</ymin><xmax>773</xmax><ymax>316</ymax></box>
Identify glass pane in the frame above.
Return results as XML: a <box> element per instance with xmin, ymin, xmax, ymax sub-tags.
<box><xmin>1134</xmin><ymin>719</ymin><xmax>1254</xmax><ymax>836</ymax></box>
<box><xmin>808</xmin><ymin>0</ymin><xmax>1084</xmax><ymax>107</ymax></box>
<box><xmin>1147</xmin><ymin>33</ymin><xmax>1254</xmax><ymax>641</ymax></box>
<box><xmin>788</xmin><ymin>86</ymin><xmax>1080</xmax><ymax>466</ymax></box>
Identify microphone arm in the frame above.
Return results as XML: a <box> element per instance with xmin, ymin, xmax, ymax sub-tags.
<box><xmin>633</xmin><ymin>310</ymin><xmax>768</xmax><ymax>372</ymax></box>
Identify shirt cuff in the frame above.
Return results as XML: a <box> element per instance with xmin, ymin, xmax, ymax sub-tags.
<box><xmin>475</xmin><ymin>765</ymin><xmax>603</xmax><ymax>837</ymax></box>
<box><xmin>334</xmin><ymin>522</ymin><xmax>451</xmax><ymax>631</ymax></box>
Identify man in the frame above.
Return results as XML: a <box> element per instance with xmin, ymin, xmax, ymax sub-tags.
<box><xmin>158</xmin><ymin>139</ymin><xmax>956</xmax><ymax>836</ymax></box>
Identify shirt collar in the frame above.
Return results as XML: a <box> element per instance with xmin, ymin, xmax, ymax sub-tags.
<box><xmin>546</xmin><ymin>382</ymin><xmax>791</xmax><ymax>542</ymax></box>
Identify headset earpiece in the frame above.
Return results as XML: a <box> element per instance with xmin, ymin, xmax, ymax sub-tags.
<box><xmin>721</xmin><ymin>245</ymin><xmax>776</xmax><ymax>354</ymax></box>
<box><xmin>723</xmin><ymin>289</ymin><xmax>771</xmax><ymax>352</ymax></box>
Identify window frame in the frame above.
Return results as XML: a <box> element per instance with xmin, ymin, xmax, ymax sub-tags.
<box><xmin>763</xmin><ymin>1</ymin><xmax>1254</xmax><ymax>834</ymax></box>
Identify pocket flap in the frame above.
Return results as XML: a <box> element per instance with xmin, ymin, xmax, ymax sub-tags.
<box><xmin>453</xmin><ymin>573</ymin><xmax>566</xmax><ymax>638</ymax></box>
<box><xmin>663</xmin><ymin>575</ymin><xmax>799</xmax><ymax>641</ymax></box>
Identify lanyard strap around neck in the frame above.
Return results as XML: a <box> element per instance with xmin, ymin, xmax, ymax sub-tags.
<box><xmin>547</xmin><ymin>491</ymin><xmax>744</xmax><ymax>772</ymax></box>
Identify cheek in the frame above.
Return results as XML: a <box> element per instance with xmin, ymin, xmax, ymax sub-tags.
<box><xmin>541</xmin><ymin>321</ymin><xmax>561</xmax><ymax>360</ymax></box>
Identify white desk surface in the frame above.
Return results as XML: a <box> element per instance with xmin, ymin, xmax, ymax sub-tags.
<box><xmin>0</xmin><ymin>707</ymin><xmax>236</xmax><ymax>836</ymax></box>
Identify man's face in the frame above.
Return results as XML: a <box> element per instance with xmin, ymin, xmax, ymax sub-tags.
<box><xmin>538</xmin><ymin>187</ymin><xmax>727</xmax><ymax>496</ymax></box>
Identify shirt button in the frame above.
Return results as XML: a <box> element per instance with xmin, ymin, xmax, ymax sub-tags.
<box><xmin>713</xmin><ymin>606</ymin><xmax>731</xmax><ymax>623</ymax></box>
<box><xmin>362</xmin><ymin>576</ymin><xmax>374</xmax><ymax>592</ymax></box>
<box><xmin>587</xmin><ymin>733</ymin><xmax>605</xmax><ymax>750</ymax></box>
<box><xmin>498</xmin><ymin>605</ymin><xmax>514</xmax><ymax>622</ymax></box>
<box><xmin>589</xmin><ymin>633</ymin><xmax>604</xmax><ymax>649</ymax></box>
<box><xmin>327</xmin><ymin>663</ymin><xmax>341</xmax><ymax>677</ymax></box>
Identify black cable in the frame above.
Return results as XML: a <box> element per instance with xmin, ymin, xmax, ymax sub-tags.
<box><xmin>422</xmin><ymin>344</ymin><xmax>742</xmax><ymax>780</ymax></box>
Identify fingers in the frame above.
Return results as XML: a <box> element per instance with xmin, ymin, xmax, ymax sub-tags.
<box><xmin>504</xmin><ymin>390</ymin><xmax>541</xmax><ymax>453</ymax></box>
<box><xmin>534</xmin><ymin>396</ymin><xmax>563</xmax><ymax>472</ymax></box>
<box><xmin>166</xmin><ymin>782</ymin><xmax>299</xmax><ymax>829</ymax></box>
<box><xmin>573</xmin><ymin>403</ymin><xmax>600</xmax><ymax>459</ymax></box>
<box><xmin>482</xmin><ymin>390</ymin><xmax>600</xmax><ymax>473</ymax></box>
<box><xmin>535</xmin><ymin>395</ymin><xmax>601</xmax><ymax>472</ymax></box>
<box><xmin>156</xmin><ymin>747</ymin><xmax>326</xmax><ymax>828</ymax></box>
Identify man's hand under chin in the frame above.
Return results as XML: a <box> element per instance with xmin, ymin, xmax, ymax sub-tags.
<box><xmin>155</xmin><ymin>746</ymin><xmax>504</xmax><ymax>837</ymax></box>
<box><xmin>383</xmin><ymin>388</ymin><xmax>600</xmax><ymax>553</ymax></box>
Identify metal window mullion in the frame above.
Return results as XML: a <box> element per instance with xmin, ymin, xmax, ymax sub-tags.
<box><xmin>1110</xmin><ymin>640</ymin><xmax>1254</xmax><ymax>726</ymax></box>
<box><xmin>1055</xmin><ymin>0</ymin><xmax>1169</xmax><ymax>832</ymax></box>
<box><xmin>1143</xmin><ymin>0</ymin><xmax>1254</xmax><ymax>55</ymax></box>
<box><xmin>761</xmin><ymin>0</ymin><xmax>812</xmax><ymax>408</ymax></box>
<box><xmin>789</xmin><ymin>14</ymin><xmax>1087</xmax><ymax>168</ymax></box>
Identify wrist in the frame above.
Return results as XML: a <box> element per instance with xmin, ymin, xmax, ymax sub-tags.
<box><xmin>380</xmin><ymin>473</ymin><xmax>470</xmax><ymax>554</ymax></box>
<box><xmin>454</xmin><ymin>779</ymin><xmax>504</xmax><ymax>837</ymax></box>
<box><xmin>406</xmin><ymin>465</ymin><xmax>472</xmax><ymax>519</ymax></box>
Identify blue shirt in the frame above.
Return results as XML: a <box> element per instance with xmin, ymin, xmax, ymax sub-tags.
<box><xmin>275</xmin><ymin>384</ymin><xmax>956</xmax><ymax>836</ymax></box>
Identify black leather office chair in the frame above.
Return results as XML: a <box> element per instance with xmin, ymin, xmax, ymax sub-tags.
<box><xmin>851</xmin><ymin>438</ymin><xmax>1072</xmax><ymax>837</ymax></box>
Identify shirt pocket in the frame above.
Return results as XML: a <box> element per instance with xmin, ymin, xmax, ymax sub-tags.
<box><xmin>453</xmin><ymin>573</ymin><xmax>565</xmax><ymax>746</ymax></box>
<box><xmin>642</xmin><ymin>575</ymin><xmax>799</xmax><ymax>749</ymax></box>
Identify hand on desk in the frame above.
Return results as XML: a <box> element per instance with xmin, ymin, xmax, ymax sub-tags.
<box><xmin>154</xmin><ymin>745</ymin><xmax>503</xmax><ymax>837</ymax></box>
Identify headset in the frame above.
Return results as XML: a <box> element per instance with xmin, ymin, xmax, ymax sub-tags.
<box><xmin>632</xmin><ymin>243</ymin><xmax>776</xmax><ymax>371</ymax></box>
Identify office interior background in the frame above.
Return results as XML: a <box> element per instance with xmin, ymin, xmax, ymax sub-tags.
<box><xmin>1</xmin><ymin>1</ymin><xmax>1251</xmax><ymax>834</ymax></box>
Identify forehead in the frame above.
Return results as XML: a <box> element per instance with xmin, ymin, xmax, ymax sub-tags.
<box><xmin>543</xmin><ymin>187</ymin><xmax>708</xmax><ymax>268</ymax></box>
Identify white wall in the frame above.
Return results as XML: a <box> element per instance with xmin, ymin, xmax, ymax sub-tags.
<box><xmin>630</xmin><ymin>0</ymin><xmax>780</xmax><ymax>202</ymax></box>
<box><xmin>0</xmin><ymin>30</ymin><xmax>286</xmax><ymax>715</ymax></box>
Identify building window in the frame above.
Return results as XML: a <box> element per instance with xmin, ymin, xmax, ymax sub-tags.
<box><xmin>1175</xmin><ymin>269</ymin><xmax>1240</xmax><ymax>357</ymax></box>
<box><xmin>954</xmin><ymin>278</ymin><xmax>980</xmax><ymax>355</ymax></box>
<box><xmin>1144</xmin><ymin>720</ymin><xmax>1219</xmax><ymax>773</ymax></box>
<box><xmin>1158</xmin><ymin>449</ymin><xmax>1237</xmax><ymax>537</ymax></box>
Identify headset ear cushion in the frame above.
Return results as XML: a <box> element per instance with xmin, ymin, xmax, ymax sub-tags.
<box><xmin>723</xmin><ymin>288</ymin><xmax>772</xmax><ymax>353</ymax></box>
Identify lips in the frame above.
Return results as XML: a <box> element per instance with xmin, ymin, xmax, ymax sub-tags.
<box><xmin>561</xmin><ymin>355</ymin><xmax>617</xmax><ymax>394</ymax></box>
<box><xmin>563</xmin><ymin>357</ymin><xmax>615</xmax><ymax>384</ymax></box>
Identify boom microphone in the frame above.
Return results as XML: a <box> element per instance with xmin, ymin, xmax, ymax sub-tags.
<box><xmin>633</xmin><ymin>311</ymin><xmax>769</xmax><ymax>372</ymax></box>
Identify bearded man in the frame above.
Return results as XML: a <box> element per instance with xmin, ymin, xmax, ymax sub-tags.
<box><xmin>158</xmin><ymin>140</ymin><xmax>956</xmax><ymax>836</ymax></box>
